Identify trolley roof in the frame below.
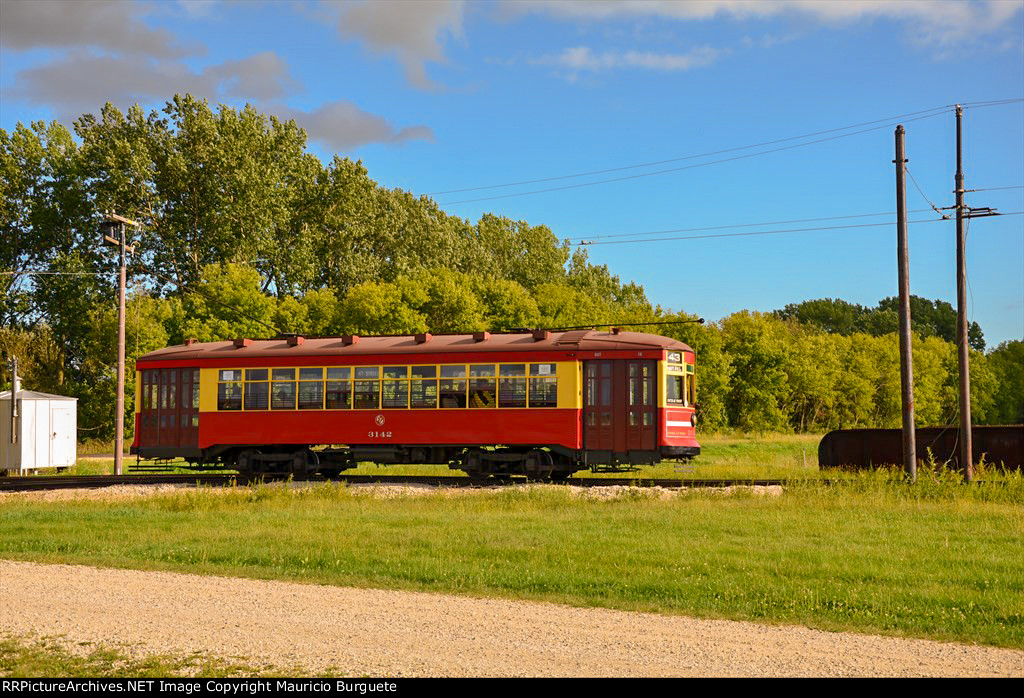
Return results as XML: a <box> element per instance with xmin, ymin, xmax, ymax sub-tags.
<box><xmin>137</xmin><ymin>330</ymin><xmax>693</xmax><ymax>362</ymax></box>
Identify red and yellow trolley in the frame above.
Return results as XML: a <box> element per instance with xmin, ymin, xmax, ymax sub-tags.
<box><xmin>132</xmin><ymin>329</ymin><xmax>699</xmax><ymax>479</ymax></box>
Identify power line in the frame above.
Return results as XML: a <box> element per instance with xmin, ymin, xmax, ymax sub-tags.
<box><xmin>578</xmin><ymin>212</ymin><xmax>1023</xmax><ymax>247</ymax></box>
<box><xmin>904</xmin><ymin>168</ymin><xmax>949</xmax><ymax>219</ymax></box>
<box><xmin>1</xmin><ymin>271</ymin><xmax>105</xmax><ymax>275</ymax></box>
<box><xmin>428</xmin><ymin>105</ymin><xmax>955</xmax><ymax>196</ymax></box>
<box><xmin>962</xmin><ymin>98</ymin><xmax>1024</xmax><ymax>108</ymax></box>
<box><xmin>578</xmin><ymin>209</ymin><xmax>936</xmax><ymax>242</ymax></box>
<box><xmin>439</xmin><ymin>112</ymin><xmax>949</xmax><ymax>205</ymax></box>
<box><xmin>433</xmin><ymin>100</ymin><xmax>1022</xmax><ymax>204</ymax></box>
<box><xmin>970</xmin><ymin>186</ymin><xmax>1023</xmax><ymax>192</ymax></box>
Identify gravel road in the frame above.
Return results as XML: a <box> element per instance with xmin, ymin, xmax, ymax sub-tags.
<box><xmin>2</xmin><ymin>560</ymin><xmax>1021</xmax><ymax>677</ymax></box>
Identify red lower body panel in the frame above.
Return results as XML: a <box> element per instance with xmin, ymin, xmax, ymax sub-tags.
<box><xmin>661</xmin><ymin>407</ymin><xmax>699</xmax><ymax>449</ymax></box>
<box><xmin>196</xmin><ymin>408</ymin><xmax>582</xmax><ymax>451</ymax></box>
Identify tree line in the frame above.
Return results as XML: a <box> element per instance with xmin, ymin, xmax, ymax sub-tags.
<box><xmin>2</xmin><ymin>95</ymin><xmax>1021</xmax><ymax>440</ymax></box>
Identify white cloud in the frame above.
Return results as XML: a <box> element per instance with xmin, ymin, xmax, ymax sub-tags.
<box><xmin>333</xmin><ymin>0</ymin><xmax>465</xmax><ymax>89</ymax></box>
<box><xmin>206</xmin><ymin>52</ymin><xmax>302</xmax><ymax>102</ymax></box>
<box><xmin>508</xmin><ymin>0</ymin><xmax>1024</xmax><ymax>47</ymax></box>
<box><xmin>0</xmin><ymin>0</ymin><xmax>195</xmax><ymax>57</ymax></box>
<box><xmin>3</xmin><ymin>51</ymin><xmax>301</xmax><ymax>123</ymax></box>
<box><xmin>271</xmin><ymin>101</ymin><xmax>435</xmax><ymax>151</ymax></box>
<box><xmin>540</xmin><ymin>45</ymin><xmax>727</xmax><ymax>72</ymax></box>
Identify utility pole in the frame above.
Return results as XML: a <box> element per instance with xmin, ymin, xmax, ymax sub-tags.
<box><xmin>954</xmin><ymin>105</ymin><xmax>973</xmax><ymax>483</ymax></box>
<box><xmin>100</xmin><ymin>212</ymin><xmax>139</xmax><ymax>476</ymax></box>
<box><xmin>894</xmin><ymin>125</ymin><xmax>916</xmax><ymax>481</ymax></box>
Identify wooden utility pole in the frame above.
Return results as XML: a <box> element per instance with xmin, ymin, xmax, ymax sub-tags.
<box><xmin>101</xmin><ymin>212</ymin><xmax>138</xmax><ymax>476</ymax></box>
<box><xmin>953</xmin><ymin>105</ymin><xmax>973</xmax><ymax>482</ymax></box>
<box><xmin>894</xmin><ymin>125</ymin><xmax>916</xmax><ymax>481</ymax></box>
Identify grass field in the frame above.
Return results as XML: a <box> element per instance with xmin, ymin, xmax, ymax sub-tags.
<box><xmin>2</xmin><ymin>438</ymin><xmax>1023</xmax><ymax>650</ymax></box>
<box><xmin>0</xmin><ymin>635</ymin><xmax>313</xmax><ymax>678</ymax></box>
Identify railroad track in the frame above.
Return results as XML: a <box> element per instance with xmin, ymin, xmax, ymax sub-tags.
<box><xmin>0</xmin><ymin>473</ymin><xmax>791</xmax><ymax>492</ymax></box>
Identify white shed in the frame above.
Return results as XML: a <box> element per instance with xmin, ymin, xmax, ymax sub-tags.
<box><xmin>1</xmin><ymin>390</ymin><xmax>78</xmax><ymax>474</ymax></box>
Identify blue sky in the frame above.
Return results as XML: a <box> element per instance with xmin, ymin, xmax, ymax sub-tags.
<box><xmin>2</xmin><ymin>0</ymin><xmax>1022</xmax><ymax>346</ymax></box>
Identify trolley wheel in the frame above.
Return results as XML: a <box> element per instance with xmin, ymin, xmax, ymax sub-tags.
<box><xmin>462</xmin><ymin>448</ymin><xmax>489</xmax><ymax>482</ymax></box>
<box><xmin>237</xmin><ymin>449</ymin><xmax>261</xmax><ymax>475</ymax></box>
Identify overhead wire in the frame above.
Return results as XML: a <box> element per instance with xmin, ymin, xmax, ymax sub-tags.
<box><xmin>578</xmin><ymin>209</ymin><xmax>936</xmax><ymax>242</ymax></box>
<box><xmin>428</xmin><ymin>104</ymin><xmax>955</xmax><ymax>196</ymax></box>
<box><xmin>433</xmin><ymin>100</ymin><xmax>1022</xmax><ymax>205</ymax></box>
<box><xmin>439</xmin><ymin>112</ymin><xmax>950</xmax><ymax>205</ymax></box>
<box><xmin>578</xmin><ymin>212</ymin><xmax>1023</xmax><ymax>247</ymax></box>
<box><xmin>904</xmin><ymin>168</ymin><xmax>949</xmax><ymax>219</ymax></box>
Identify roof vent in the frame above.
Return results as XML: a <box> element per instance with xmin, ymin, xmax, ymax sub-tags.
<box><xmin>611</xmin><ymin>327</ymin><xmax>622</xmax><ymax>335</ymax></box>
<box><xmin>341</xmin><ymin>334</ymin><xmax>359</xmax><ymax>346</ymax></box>
<box><xmin>415</xmin><ymin>333</ymin><xmax>432</xmax><ymax>344</ymax></box>
<box><xmin>287</xmin><ymin>335</ymin><xmax>304</xmax><ymax>347</ymax></box>
<box><xmin>531</xmin><ymin>329</ymin><xmax>550</xmax><ymax>342</ymax></box>
<box><xmin>233</xmin><ymin>338</ymin><xmax>252</xmax><ymax>348</ymax></box>
<box><xmin>473</xmin><ymin>331</ymin><xmax>490</xmax><ymax>343</ymax></box>
<box><xmin>185</xmin><ymin>338</ymin><xmax>198</xmax><ymax>346</ymax></box>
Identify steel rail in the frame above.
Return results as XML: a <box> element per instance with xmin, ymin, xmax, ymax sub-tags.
<box><xmin>0</xmin><ymin>473</ymin><xmax>793</xmax><ymax>492</ymax></box>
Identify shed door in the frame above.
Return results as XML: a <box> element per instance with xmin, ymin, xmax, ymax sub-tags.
<box><xmin>50</xmin><ymin>405</ymin><xmax>75</xmax><ymax>467</ymax></box>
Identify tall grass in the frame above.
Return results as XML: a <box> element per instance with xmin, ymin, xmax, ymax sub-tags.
<box><xmin>2</xmin><ymin>468</ymin><xmax>1022</xmax><ymax>649</ymax></box>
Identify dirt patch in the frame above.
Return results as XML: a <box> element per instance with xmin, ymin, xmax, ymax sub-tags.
<box><xmin>2</xmin><ymin>560</ymin><xmax>1021</xmax><ymax>677</ymax></box>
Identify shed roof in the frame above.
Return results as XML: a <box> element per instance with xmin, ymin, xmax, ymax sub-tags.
<box><xmin>138</xmin><ymin>330</ymin><xmax>693</xmax><ymax>362</ymax></box>
<box><xmin>0</xmin><ymin>390</ymin><xmax>78</xmax><ymax>401</ymax></box>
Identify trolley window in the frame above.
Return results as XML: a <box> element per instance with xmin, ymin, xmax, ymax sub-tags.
<box><xmin>440</xmin><ymin>364</ymin><xmax>467</xmax><ymax>408</ymax></box>
<box><xmin>326</xmin><ymin>379</ymin><xmax>352</xmax><ymax>409</ymax></box>
<box><xmin>271</xmin><ymin>381</ymin><xmax>296</xmax><ymax>410</ymax></box>
<box><xmin>382</xmin><ymin>366</ymin><xmax>409</xmax><ymax>409</ymax></box>
<box><xmin>666</xmin><ymin>353</ymin><xmax>686</xmax><ymax>406</ymax></box>
<box><xmin>499</xmin><ymin>364</ymin><xmax>527</xmax><ymax>408</ymax></box>
<box><xmin>217</xmin><ymin>370</ymin><xmax>241</xmax><ymax>411</ymax></box>
<box><xmin>529</xmin><ymin>363</ymin><xmax>557</xmax><ymax>408</ymax></box>
<box><xmin>411</xmin><ymin>365</ymin><xmax>438</xmax><ymax>408</ymax></box>
<box><xmin>469</xmin><ymin>365</ymin><xmax>496</xmax><ymax>408</ymax></box>
<box><xmin>354</xmin><ymin>378</ymin><xmax>381</xmax><ymax>409</ymax></box>
<box><xmin>298</xmin><ymin>380</ymin><xmax>324</xmax><ymax>410</ymax></box>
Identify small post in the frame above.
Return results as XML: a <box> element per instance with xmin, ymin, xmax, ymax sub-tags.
<box><xmin>8</xmin><ymin>357</ymin><xmax>19</xmax><ymax>445</ymax></box>
<box><xmin>894</xmin><ymin>125</ymin><xmax>916</xmax><ymax>481</ymax></box>
<box><xmin>954</xmin><ymin>105</ymin><xmax>973</xmax><ymax>482</ymax></box>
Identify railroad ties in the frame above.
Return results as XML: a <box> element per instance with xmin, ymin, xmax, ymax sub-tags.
<box><xmin>0</xmin><ymin>473</ymin><xmax>790</xmax><ymax>493</ymax></box>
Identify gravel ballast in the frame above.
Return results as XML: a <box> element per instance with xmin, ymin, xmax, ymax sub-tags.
<box><xmin>1</xmin><ymin>560</ymin><xmax>1021</xmax><ymax>677</ymax></box>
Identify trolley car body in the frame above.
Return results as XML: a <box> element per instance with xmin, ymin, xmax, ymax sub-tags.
<box><xmin>131</xmin><ymin>329</ymin><xmax>699</xmax><ymax>478</ymax></box>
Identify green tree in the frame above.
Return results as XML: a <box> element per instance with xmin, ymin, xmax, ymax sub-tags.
<box><xmin>986</xmin><ymin>340</ymin><xmax>1024</xmax><ymax>423</ymax></box>
<box><xmin>75</xmin><ymin>293</ymin><xmax>173</xmax><ymax>439</ymax></box>
<box><xmin>410</xmin><ymin>269</ymin><xmax>486</xmax><ymax>333</ymax></box>
<box><xmin>172</xmin><ymin>263</ymin><xmax>279</xmax><ymax>342</ymax></box>
<box><xmin>474</xmin><ymin>278</ymin><xmax>540</xmax><ymax>331</ymax></box>
<box><xmin>720</xmin><ymin>312</ymin><xmax>789</xmax><ymax>432</ymax></box>
<box><xmin>775</xmin><ymin>298</ymin><xmax>867</xmax><ymax>335</ymax></box>
<box><xmin>337</xmin><ymin>281</ymin><xmax>427</xmax><ymax>336</ymax></box>
<box><xmin>1</xmin><ymin>120</ymin><xmax>90</xmax><ymax>328</ymax></box>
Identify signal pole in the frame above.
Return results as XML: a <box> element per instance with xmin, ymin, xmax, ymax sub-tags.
<box><xmin>954</xmin><ymin>105</ymin><xmax>973</xmax><ymax>482</ymax></box>
<box><xmin>894</xmin><ymin>125</ymin><xmax>916</xmax><ymax>481</ymax></box>
<box><xmin>100</xmin><ymin>212</ymin><xmax>139</xmax><ymax>476</ymax></box>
